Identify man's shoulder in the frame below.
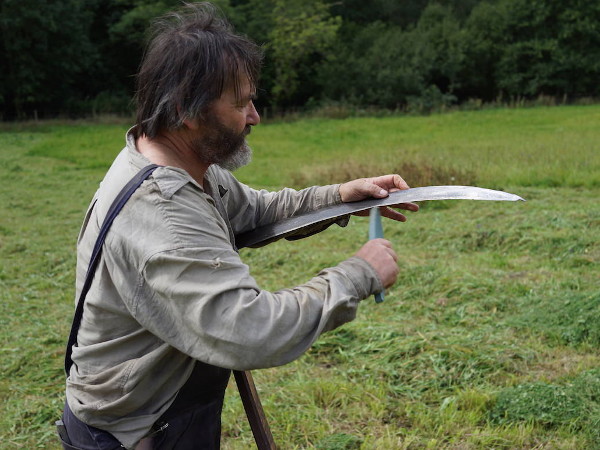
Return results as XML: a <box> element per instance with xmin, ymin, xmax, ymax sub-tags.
<box><xmin>136</xmin><ymin>169</ymin><xmax>221</xmax><ymax>226</ymax></box>
<box><xmin>150</xmin><ymin>166</ymin><xmax>202</xmax><ymax>200</ymax></box>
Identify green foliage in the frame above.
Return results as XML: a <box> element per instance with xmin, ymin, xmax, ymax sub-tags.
<box><xmin>318</xmin><ymin>22</ymin><xmax>423</xmax><ymax>109</ymax></box>
<box><xmin>495</xmin><ymin>0</ymin><xmax>600</xmax><ymax>99</ymax></box>
<box><xmin>102</xmin><ymin>0</ymin><xmax>181</xmax><ymax>101</ymax></box>
<box><xmin>316</xmin><ymin>4</ymin><xmax>467</xmax><ymax>112</ymax></box>
<box><xmin>0</xmin><ymin>0</ymin><xmax>97</xmax><ymax>118</ymax></box>
<box><xmin>459</xmin><ymin>0</ymin><xmax>600</xmax><ymax>102</ymax></box>
<box><xmin>269</xmin><ymin>0</ymin><xmax>341</xmax><ymax>106</ymax></box>
<box><xmin>411</xmin><ymin>4</ymin><xmax>464</xmax><ymax>93</ymax></box>
<box><xmin>319</xmin><ymin>0</ymin><xmax>600</xmax><ymax>111</ymax></box>
<box><xmin>108</xmin><ymin>0</ymin><xmax>176</xmax><ymax>45</ymax></box>
<box><xmin>3</xmin><ymin>0</ymin><xmax>600</xmax><ymax>118</ymax></box>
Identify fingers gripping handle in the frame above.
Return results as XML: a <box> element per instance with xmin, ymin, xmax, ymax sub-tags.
<box><xmin>368</xmin><ymin>208</ymin><xmax>385</xmax><ymax>303</ymax></box>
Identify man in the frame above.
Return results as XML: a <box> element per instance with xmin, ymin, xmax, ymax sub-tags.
<box><xmin>60</xmin><ymin>2</ymin><xmax>418</xmax><ymax>449</ymax></box>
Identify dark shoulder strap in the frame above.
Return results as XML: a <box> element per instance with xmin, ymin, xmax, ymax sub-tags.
<box><xmin>65</xmin><ymin>164</ymin><xmax>160</xmax><ymax>375</ymax></box>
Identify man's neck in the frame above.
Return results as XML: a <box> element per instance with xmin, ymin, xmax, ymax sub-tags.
<box><xmin>136</xmin><ymin>131</ymin><xmax>210</xmax><ymax>187</ymax></box>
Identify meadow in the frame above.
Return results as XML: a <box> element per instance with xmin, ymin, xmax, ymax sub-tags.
<box><xmin>0</xmin><ymin>105</ymin><xmax>598</xmax><ymax>448</ymax></box>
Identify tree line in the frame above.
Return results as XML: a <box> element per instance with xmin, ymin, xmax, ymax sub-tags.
<box><xmin>1</xmin><ymin>0</ymin><xmax>599</xmax><ymax>120</ymax></box>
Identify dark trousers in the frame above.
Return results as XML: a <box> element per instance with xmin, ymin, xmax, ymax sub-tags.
<box><xmin>58</xmin><ymin>362</ymin><xmax>231</xmax><ymax>450</ymax></box>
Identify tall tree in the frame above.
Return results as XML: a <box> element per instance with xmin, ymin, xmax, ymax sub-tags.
<box><xmin>496</xmin><ymin>0</ymin><xmax>600</xmax><ymax>99</ymax></box>
<box><xmin>329</xmin><ymin>0</ymin><xmax>429</xmax><ymax>27</ymax></box>
<box><xmin>103</xmin><ymin>0</ymin><xmax>181</xmax><ymax>95</ymax></box>
<box><xmin>269</xmin><ymin>0</ymin><xmax>341</xmax><ymax>106</ymax></box>
<box><xmin>458</xmin><ymin>1</ymin><xmax>509</xmax><ymax>101</ymax></box>
<box><xmin>410</xmin><ymin>3</ymin><xmax>464</xmax><ymax>97</ymax></box>
<box><xmin>221</xmin><ymin>0</ymin><xmax>277</xmax><ymax>108</ymax></box>
<box><xmin>0</xmin><ymin>0</ymin><xmax>96</xmax><ymax>118</ymax></box>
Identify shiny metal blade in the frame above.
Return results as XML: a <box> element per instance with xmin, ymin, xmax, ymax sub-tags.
<box><xmin>236</xmin><ymin>186</ymin><xmax>525</xmax><ymax>249</ymax></box>
<box><xmin>387</xmin><ymin>185</ymin><xmax>525</xmax><ymax>202</ymax></box>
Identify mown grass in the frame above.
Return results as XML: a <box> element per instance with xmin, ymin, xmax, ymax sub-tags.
<box><xmin>0</xmin><ymin>105</ymin><xmax>598</xmax><ymax>448</ymax></box>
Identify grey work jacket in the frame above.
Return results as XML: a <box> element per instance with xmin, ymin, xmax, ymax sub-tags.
<box><xmin>66</xmin><ymin>131</ymin><xmax>383</xmax><ymax>448</ymax></box>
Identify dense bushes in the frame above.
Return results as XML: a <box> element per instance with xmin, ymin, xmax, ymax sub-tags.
<box><xmin>1</xmin><ymin>0</ymin><xmax>599</xmax><ymax>119</ymax></box>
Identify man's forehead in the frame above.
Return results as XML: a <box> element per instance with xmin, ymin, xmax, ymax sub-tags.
<box><xmin>226</xmin><ymin>74</ymin><xmax>255</xmax><ymax>99</ymax></box>
<box><xmin>207</xmin><ymin>78</ymin><xmax>254</xmax><ymax>113</ymax></box>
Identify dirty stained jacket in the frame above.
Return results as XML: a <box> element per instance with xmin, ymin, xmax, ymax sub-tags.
<box><xmin>66</xmin><ymin>131</ymin><xmax>383</xmax><ymax>448</ymax></box>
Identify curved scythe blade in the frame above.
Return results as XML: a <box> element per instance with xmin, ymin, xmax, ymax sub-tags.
<box><xmin>235</xmin><ymin>186</ymin><xmax>525</xmax><ymax>249</ymax></box>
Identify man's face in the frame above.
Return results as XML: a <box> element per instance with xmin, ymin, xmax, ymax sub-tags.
<box><xmin>192</xmin><ymin>76</ymin><xmax>260</xmax><ymax>171</ymax></box>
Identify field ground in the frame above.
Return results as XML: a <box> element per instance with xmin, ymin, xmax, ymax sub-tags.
<box><xmin>0</xmin><ymin>105</ymin><xmax>598</xmax><ymax>448</ymax></box>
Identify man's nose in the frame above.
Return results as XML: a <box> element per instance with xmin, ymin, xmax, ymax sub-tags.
<box><xmin>247</xmin><ymin>101</ymin><xmax>260</xmax><ymax>126</ymax></box>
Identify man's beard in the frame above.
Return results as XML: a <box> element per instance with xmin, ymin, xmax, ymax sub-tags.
<box><xmin>192</xmin><ymin>116</ymin><xmax>252</xmax><ymax>171</ymax></box>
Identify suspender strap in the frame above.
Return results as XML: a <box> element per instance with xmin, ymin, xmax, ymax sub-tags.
<box><xmin>64</xmin><ymin>164</ymin><xmax>159</xmax><ymax>375</ymax></box>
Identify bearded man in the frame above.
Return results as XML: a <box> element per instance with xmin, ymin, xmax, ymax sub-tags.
<box><xmin>59</xmin><ymin>2</ymin><xmax>417</xmax><ymax>449</ymax></box>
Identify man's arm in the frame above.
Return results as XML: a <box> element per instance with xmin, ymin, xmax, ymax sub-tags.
<box><xmin>214</xmin><ymin>168</ymin><xmax>419</xmax><ymax>237</ymax></box>
<box><xmin>138</xmin><ymin>243</ymin><xmax>383</xmax><ymax>371</ymax></box>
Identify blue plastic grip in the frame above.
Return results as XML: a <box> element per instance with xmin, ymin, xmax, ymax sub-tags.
<box><xmin>368</xmin><ymin>208</ymin><xmax>385</xmax><ymax>303</ymax></box>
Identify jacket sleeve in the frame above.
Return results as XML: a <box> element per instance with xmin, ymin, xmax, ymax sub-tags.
<box><xmin>134</xmin><ymin>205</ymin><xmax>382</xmax><ymax>371</ymax></box>
<box><xmin>211</xmin><ymin>166</ymin><xmax>349</xmax><ymax>238</ymax></box>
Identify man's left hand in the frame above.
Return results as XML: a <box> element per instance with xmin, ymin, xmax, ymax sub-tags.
<box><xmin>339</xmin><ymin>174</ymin><xmax>419</xmax><ymax>222</ymax></box>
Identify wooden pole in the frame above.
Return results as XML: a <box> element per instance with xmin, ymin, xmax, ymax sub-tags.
<box><xmin>233</xmin><ymin>370</ymin><xmax>277</xmax><ymax>449</ymax></box>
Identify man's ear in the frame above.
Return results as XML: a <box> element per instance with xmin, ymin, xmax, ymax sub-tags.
<box><xmin>176</xmin><ymin>103</ymin><xmax>199</xmax><ymax>130</ymax></box>
<box><xmin>182</xmin><ymin>117</ymin><xmax>200</xmax><ymax>130</ymax></box>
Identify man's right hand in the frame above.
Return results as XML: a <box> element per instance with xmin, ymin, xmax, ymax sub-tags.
<box><xmin>355</xmin><ymin>239</ymin><xmax>399</xmax><ymax>288</ymax></box>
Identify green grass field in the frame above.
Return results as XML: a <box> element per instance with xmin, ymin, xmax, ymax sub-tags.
<box><xmin>1</xmin><ymin>105</ymin><xmax>599</xmax><ymax>448</ymax></box>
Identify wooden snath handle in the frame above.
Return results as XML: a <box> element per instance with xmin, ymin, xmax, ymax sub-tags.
<box><xmin>234</xmin><ymin>370</ymin><xmax>277</xmax><ymax>449</ymax></box>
